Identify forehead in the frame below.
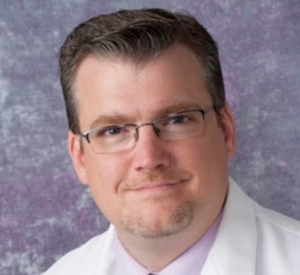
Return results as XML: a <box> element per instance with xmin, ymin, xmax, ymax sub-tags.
<box><xmin>74</xmin><ymin>45</ymin><xmax>212</xmax><ymax>129</ymax></box>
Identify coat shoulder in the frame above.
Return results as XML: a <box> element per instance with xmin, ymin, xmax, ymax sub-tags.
<box><xmin>255</xmin><ymin>203</ymin><xmax>300</xmax><ymax>235</ymax></box>
<box><xmin>41</xmin><ymin>226</ymin><xmax>115</xmax><ymax>275</ymax></box>
<box><xmin>254</xmin><ymin>203</ymin><xmax>300</xmax><ymax>274</ymax></box>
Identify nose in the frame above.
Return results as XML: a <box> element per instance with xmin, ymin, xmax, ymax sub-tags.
<box><xmin>132</xmin><ymin>124</ymin><xmax>171</xmax><ymax>171</ymax></box>
<box><xmin>134</xmin><ymin>122</ymin><xmax>160</xmax><ymax>140</ymax></box>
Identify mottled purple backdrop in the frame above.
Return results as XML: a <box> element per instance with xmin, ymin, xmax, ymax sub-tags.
<box><xmin>0</xmin><ymin>0</ymin><xmax>299</xmax><ymax>274</ymax></box>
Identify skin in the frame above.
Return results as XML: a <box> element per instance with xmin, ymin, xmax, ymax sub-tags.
<box><xmin>68</xmin><ymin>45</ymin><xmax>237</xmax><ymax>271</ymax></box>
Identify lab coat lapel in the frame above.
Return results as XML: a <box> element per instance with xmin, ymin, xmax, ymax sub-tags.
<box><xmin>201</xmin><ymin>177</ymin><xmax>258</xmax><ymax>275</ymax></box>
<box><xmin>92</xmin><ymin>225</ymin><xmax>117</xmax><ymax>275</ymax></box>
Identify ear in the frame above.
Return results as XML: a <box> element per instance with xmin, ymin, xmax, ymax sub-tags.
<box><xmin>68</xmin><ymin>131</ymin><xmax>88</xmax><ymax>185</ymax></box>
<box><xmin>219</xmin><ymin>102</ymin><xmax>237</xmax><ymax>159</ymax></box>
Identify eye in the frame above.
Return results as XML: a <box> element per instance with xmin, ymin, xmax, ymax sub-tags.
<box><xmin>169</xmin><ymin>115</ymin><xmax>188</xmax><ymax>124</ymax></box>
<box><xmin>97</xmin><ymin>126</ymin><xmax>123</xmax><ymax>137</ymax></box>
<box><xmin>104</xmin><ymin>127</ymin><xmax>123</xmax><ymax>136</ymax></box>
<box><xmin>106</xmin><ymin>127</ymin><xmax>122</xmax><ymax>135</ymax></box>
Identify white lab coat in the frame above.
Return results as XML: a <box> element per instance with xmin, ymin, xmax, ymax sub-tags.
<box><xmin>42</xmin><ymin>178</ymin><xmax>300</xmax><ymax>274</ymax></box>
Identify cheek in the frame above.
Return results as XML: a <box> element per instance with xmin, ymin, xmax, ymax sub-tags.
<box><xmin>177</xmin><ymin>132</ymin><xmax>227</xmax><ymax>167</ymax></box>
<box><xmin>85</xmin><ymin>151</ymin><xmax>128</xmax><ymax>183</ymax></box>
<box><xmin>176</xmin><ymin>132</ymin><xmax>228</xmax><ymax>192</ymax></box>
<box><xmin>83</xmin><ymin>153</ymin><xmax>130</xmax><ymax>218</ymax></box>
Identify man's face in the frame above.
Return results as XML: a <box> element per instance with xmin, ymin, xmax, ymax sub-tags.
<box><xmin>69</xmin><ymin>45</ymin><xmax>236</xmax><ymax>238</ymax></box>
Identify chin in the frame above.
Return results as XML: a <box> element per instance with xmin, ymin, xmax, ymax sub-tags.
<box><xmin>119</xmin><ymin>201</ymin><xmax>194</xmax><ymax>238</ymax></box>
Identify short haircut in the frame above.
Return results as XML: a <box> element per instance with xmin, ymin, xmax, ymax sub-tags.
<box><xmin>59</xmin><ymin>8</ymin><xmax>226</xmax><ymax>134</ymax></box>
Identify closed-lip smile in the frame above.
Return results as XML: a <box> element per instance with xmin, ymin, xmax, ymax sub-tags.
<box><xmin>132</xmin><ymin>182</ymin><xmax>179</xmax><ymax>192</ymax></box>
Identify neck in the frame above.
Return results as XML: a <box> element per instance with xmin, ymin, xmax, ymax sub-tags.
<box><xmin>116</xmin><ymin>213</ymin><xmax>221</xmax><ymax>272</ymax></box>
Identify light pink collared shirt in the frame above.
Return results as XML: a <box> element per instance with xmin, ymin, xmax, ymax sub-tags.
<box><xmin>115</xmin><ymin>213</ymin><xmax>222</xmax><ymax>275</ymax></box>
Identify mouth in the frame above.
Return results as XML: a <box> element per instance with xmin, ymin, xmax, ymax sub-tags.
<box><xmin>131</xmin><ymin>182</ymin><xmax>180</xmax><ymax>194</ymax></box>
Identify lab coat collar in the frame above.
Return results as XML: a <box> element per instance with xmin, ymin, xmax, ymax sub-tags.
<box><xmin>201</xmin><ymin>177</ymin><xmax>258</xmax><ymax>275</ymax></box>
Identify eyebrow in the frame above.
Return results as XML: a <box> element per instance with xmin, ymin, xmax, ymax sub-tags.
<box><xmin>152</xmin><ymin>102</ymin><xmax>203</xmax><ymax>117</ymax></box>
<box><xmin>89</xmin><ymin>102</ymin><xmax>205</xmax><ymax>130</ymax></box>
<box><xmin>89</xmin><ymin>113</ymin><xmax>133</xmax><ymax>129</ymax></box>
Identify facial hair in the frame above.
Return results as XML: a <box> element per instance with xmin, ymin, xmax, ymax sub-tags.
<box><xmin>117</xmin><ymin>169</ymin><xmax>194</xmax><ymax>238</ymax></box>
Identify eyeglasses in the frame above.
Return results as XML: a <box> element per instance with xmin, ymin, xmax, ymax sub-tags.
<box><xmin>81</xmin><ymin>107</ymin><xmax>214</xmax><ymax>154</ymax></box>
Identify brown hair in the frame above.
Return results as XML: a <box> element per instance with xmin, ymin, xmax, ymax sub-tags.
<box><xmin>59</xmin><ymin>8</ymin><xmax>225</xmax><ymax>134</ymax></box>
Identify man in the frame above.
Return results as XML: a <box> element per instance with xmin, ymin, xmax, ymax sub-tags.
<box><xmin>43</xmin><ymin>8</ymin><xmax>300</xmax><ymax>275</ymax></box>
